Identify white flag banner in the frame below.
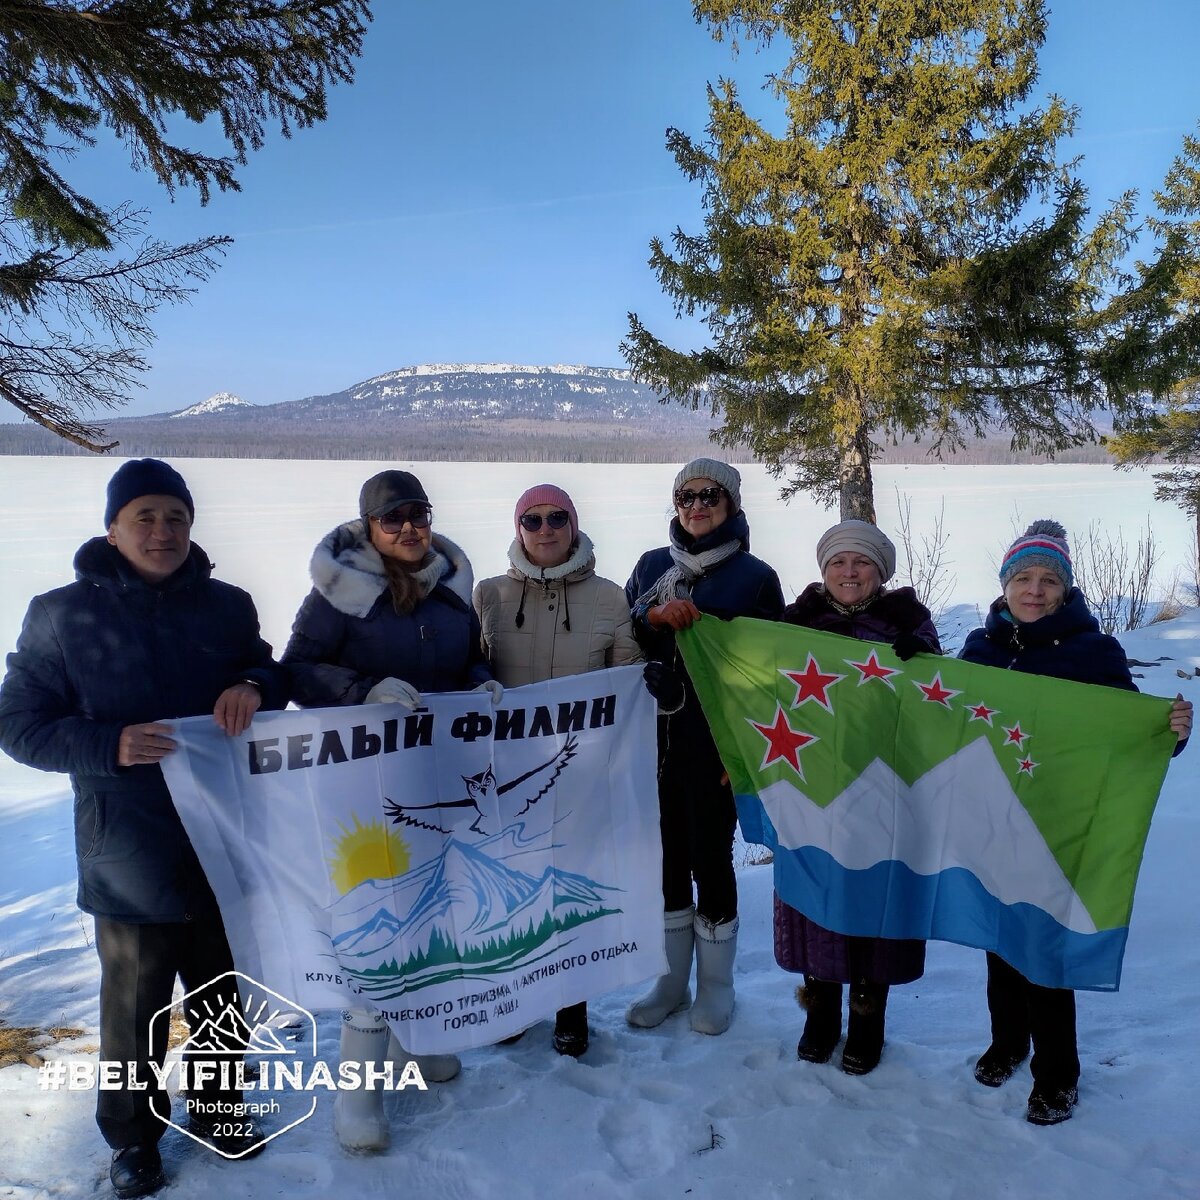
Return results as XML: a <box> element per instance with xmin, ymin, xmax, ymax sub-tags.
<box><xmin>161</xmin><ymin>664</ymin><xmax>664</xmax><ymax>1053</ymax></box>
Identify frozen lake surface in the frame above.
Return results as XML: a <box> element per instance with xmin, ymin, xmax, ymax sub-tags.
<box><xmin>1</xmin><ymin>457</ymin><xmax>1197</xmax><ymax>1199</ymax></box>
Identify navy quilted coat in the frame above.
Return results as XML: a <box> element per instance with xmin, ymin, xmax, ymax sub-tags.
<box><xmin>625</xmin><ymin>512</ymin><xmax>785</xmax><ymax>781</ymax></box>
<box><xmin>0</xmin><ymin>539</ymin><xmax>286</xmax><ymax>922</ymax></box>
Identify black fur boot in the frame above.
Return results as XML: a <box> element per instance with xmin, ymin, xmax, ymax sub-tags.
<box><xmin>841</xmin><ymin>983</ymin><xmax>888</xmax><ymax>1075</ymax></box>
<box><xmin>796</xmin><ymin>978</ymin><xmax>842</xmax><ymax>1064</ymax></box>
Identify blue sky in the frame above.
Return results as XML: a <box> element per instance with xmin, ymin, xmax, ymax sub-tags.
<box><xmin>40</xmin><ymin>1</ymin><xmax>1200</xmax><ymax>416</ymax></box>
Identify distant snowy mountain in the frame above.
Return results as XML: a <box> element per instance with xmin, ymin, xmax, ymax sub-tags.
<box><xmin>1</xmin><ymin>360</ymin><xmax>1111</xmax><ymax>464</ymax></box>
<box><xmin>278</xmin><ymin>363</ymin><xmax>673</xmax><ymax>423</ymax></box>
<box><xmin>81</xmin><ymin>364</ymin><xmax>722</xmax><ymax>463</ymax></box>
<box><xmin>168</xmin><ymin>391</ymin><xmax>255</xmax><ymax>418</ymax></box>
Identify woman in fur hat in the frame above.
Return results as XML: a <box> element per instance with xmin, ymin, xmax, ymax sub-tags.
<box><xmin>283</xmin><ymin>469</ymin><xmax>497</xmax><ymax>1153</ymax></box>
<box><xmin>776</xmin><ymin>519</ymin><xmax>941</xmax><ymax>1077</ymax></box>
<box><xmin>624</xmin><ymin>458</ymin><xmax>785</xmax><ymax>1036</ymax></box>
<box><xmin>473</xmin><ymin>483</ymin><xmax>641</xmax><ymax>1056</ymax></box>
<box><xmin>960</xmin><ymin>519</ymin><xmax>1192</xmax><ymax>1126</ymax></box>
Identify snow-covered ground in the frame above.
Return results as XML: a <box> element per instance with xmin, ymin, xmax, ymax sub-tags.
<box><xmin>1</xmin><ymin>457</ymin><xmax>1197</xmax><ymax>1198</ymax></box>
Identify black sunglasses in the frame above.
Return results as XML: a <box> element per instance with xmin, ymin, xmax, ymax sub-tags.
<box><xmin>675</xmin><ymin>486</ymin><xmax>726</xmax><ymax>509</ymax></box>
<box><xmin>519</xmin><ymin>510</ymin><xmax>571</xmax><ymax>532</ymax></box>
<box><xmin>376</xmin><ymin>503</ymin><xmax>433</xmax><ymax>532</ymax></box>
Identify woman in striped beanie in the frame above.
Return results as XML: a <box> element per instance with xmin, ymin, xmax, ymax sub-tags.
<box><xmin>959</xmin><ymin>518</ymin><xmax>1192</xmax><ymax>1126</ymax></box>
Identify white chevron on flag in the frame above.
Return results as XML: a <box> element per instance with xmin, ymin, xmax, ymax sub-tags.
<box><xmin>757</xmin><ymin>737</ymin><xmax>1098</xmax><ymax>935</ymax></box>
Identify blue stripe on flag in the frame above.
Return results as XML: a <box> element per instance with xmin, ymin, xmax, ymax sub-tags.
<box><xmin>737</xmin><ymin>793</ymin><xmax>1129</xmax><ymax>992</ymax></box>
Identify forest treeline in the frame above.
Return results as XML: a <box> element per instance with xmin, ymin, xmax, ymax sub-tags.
<box><xmin>0</xmin><ymin>419</ymin><xmax>1117</xmax><ymax>465</ymax></box>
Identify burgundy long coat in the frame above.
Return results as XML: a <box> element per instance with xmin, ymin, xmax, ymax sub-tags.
<box><xmin>772</xmin><ymin>584</ymin><xmax>940</xmax><ymax>984</ymax></box>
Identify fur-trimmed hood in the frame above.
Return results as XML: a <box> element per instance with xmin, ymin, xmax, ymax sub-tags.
<box><xmin>309</xmin><ymin>520</ymin><xmax>475</xmax><ymax>618</ymax></box>
<box><xmin>505</xmin><ymin>531</ymin><xmax>596</xmax><ymax>585</ymax></box>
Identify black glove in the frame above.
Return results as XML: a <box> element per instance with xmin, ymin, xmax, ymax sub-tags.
<box><xmin>891</xmin><ymin>630</ymin><xmax>931</xmax><ymax>662</ymax></box>
<box><xmin>643</xmin><ymin>661</ymin><xmax>685</xmax><ymax>710</ymax></box>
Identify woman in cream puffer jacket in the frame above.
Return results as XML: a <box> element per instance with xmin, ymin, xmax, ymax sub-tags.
<box><xmin>473</xmin><ymin>483</ymin><xmax>641</xmax><ymax>1056</ymax></box>
<box><xmin>474</xmin><ymin>487</ymin><xmax>640</xmax><ymax>686</ymax></box>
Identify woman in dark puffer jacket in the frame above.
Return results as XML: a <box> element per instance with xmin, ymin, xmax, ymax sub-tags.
<box><xmin>776</xmin><ymin>519</ymin><xmax>941</xmax><ymax>1077</ymax></box>
<box><xmin>960</xmin><ymin>519</ymin><xmax>1191</xmax><ymax>1127</ymax></box>
<box><xmin>624</xmin><ymin>458</ymin><xmax>785</xmax><ymax>1037</ymax></box>
<box><xmin>283</xmin><ymin>469</ymin><xmax>496</xmax><ymax>1154</ymax></box>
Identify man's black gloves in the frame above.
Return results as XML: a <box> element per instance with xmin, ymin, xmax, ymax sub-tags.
<box><xmin>643</xmin><ymin>661</ymin><xmax>685</xmax><ymax>711</ymax></box>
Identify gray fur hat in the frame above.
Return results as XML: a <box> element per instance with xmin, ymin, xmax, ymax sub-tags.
<box><xmin>673</xmin><ymin>458</ymin><xmax>742</xmax><ymax>512</ymax></box>
<box><xmin>816</xmin><ymin>519</ymin><xmax>897</xmax><ymax>584</ymax></box>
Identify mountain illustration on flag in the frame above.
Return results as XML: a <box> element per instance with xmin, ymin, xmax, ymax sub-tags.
<box><xmin>327</xmin><ymin>824</ymin><xmax>622</xmax><ymax>1000</ymax></box>
<box><xmin>678</xmin><ymin>618</ymin><xmax>1177</xmax><ymax>990</ymax></box>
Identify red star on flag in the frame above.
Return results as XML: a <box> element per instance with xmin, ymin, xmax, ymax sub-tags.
<box><xmin>780</xmin><ymin>655</ymin><xmax>845</xmax><ymax>712</ymax></box>
<box><xmin>1017</xmin><ymin>756</ymin><xmax>1038</xmax><ymax>775</ymax></box>
<box><xmin>846</xmin><ymin>651</ymin><xmax>899</xmax><ymax>689</ymax></box>
<box><xmin>747</xmin><ymin>704</ymin><xmax>818</xmax><ymax>778</ymax></box>
<box><xmin>966</xmin><ymin>701</ymin><xmax>998</xmax><ymax>725</ymax></box>
<box><xmin>1004</xmin><ymin>722</ymin><xmax>1028</xmax><ymax>747</ymax></box>
<box><xmin>914</xmin><ymin>673</ymin><xmax>961</xmax><ymax>707</ymax></box>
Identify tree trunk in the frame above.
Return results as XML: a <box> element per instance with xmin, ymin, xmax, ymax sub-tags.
<box><xmin>838</xmin><ymin>424</ymin><xmax>876</xmax><ymax>523</ymax></box>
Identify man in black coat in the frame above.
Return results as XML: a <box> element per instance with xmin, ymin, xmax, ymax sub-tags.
<box><xmin>0</xmin><ymin>459</ymin><xmax>287</xmax><ymax>1198</ymax></box>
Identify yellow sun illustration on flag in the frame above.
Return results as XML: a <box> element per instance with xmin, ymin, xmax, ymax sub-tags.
<box><xmin>328</xmin><ymin>815</ymin><xmax>411</xmax><ymax>893</ymax></box>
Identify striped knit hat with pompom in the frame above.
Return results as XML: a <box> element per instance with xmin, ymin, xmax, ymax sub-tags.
<box><xmin>999</xmin><ymin>519</ymin><xmax>1073</xmax><ymax>590</ymax></box>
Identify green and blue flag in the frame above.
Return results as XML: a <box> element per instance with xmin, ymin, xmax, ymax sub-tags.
<box><xmin>679</xmin><ymin>618</ymin><xmax>1176</xmax><ymax>990</ymax></box>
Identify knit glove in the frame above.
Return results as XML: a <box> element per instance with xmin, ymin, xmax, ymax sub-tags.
<box><xmin>891</xmin><ymin>631</ymin><xmax>933</xmax><ymax>662</ymax></box>
<box><xmin>364</xmin><ymin>677</ymin><xmax>422</xmax><ymax>708</ymax></box>
<box><xmin>473</xmin><ymin>679</ymin><xmax>504</xmax><ymax>705</ymax></box>
<box><xmin>647</xmin><ymin>599</ymin><xmax>702</xmax><ymax>631</ymax></box>
<box><xmin>643</xmin><ymin>661</ymin><xmax>686</xmax><ymax>713</ymax></box>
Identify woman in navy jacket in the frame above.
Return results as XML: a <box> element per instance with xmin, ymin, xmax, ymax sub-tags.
<box><xmin>624</xmin><ymin>458</ymin><xmax>784</xmax><ymax>1037</ymax></box>
<box><xmin>960</xmin><ymin>519</ymin><xmax>1191</xmax><ymax>1127</ymax></box>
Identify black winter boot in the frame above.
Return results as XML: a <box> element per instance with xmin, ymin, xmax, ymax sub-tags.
<box><xmin>553</xmin><ymin>1002</ymin><xmax>589</xmax><ymax>1057</ymax></box>
<box><xmin>841</xmin><ymin>983</ymin><xmax>888</xmax><ymax>1075</ymax></box>
<box><xmin>974</xmin><ymin>1039</ymin><xmax>1030</xmax><ymax>1087</ymax></box>
<box><xmin>1026</xmin><ymin>1082</ymin><xmax>1078</xmax><ymax>1125</ymax></box>
<box><xmin>796</xmin><ymin>978</ymin><xmax>842</xmax><ymax>1064</ymax></box>
<box><xmin>110</xmin><ymin>1144</ymin><xmax>165</xmax><ymax>1199</ymax></box>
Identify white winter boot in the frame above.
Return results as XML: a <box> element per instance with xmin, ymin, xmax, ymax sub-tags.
<box><xmin>387</xmin><ymin>1032</ymin><xmax>461</xmax><ymax>1084</ymax></box>
<box><xmin>690</xmin><ymin>914</ymin><xmax>738</xmax><ymax>1035</ymax></box>
<box><xmin>626</xmin><ymin>905</ymin><xmax>696</xmax><ymax>1029</ymax></box>
<box><xmin>333</xmin><ymin>1010</ymin><xmax>391</xmax><ymax>1153</ymax></box>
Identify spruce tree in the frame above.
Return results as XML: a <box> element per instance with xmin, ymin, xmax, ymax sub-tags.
<box><xmin>1103</xmin><ymin>132</ymin><xmax>1200</xmax><ymax>581</ymax></box>
<box><xmin>623</xmin><ymin>0</ymin><xmax>1141</xmax><ymax>520</ymax></box>
<box><xmin>0</xmin><ymin>0</ymin><xmax>370</xmax><ymax>448</ymax></box>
